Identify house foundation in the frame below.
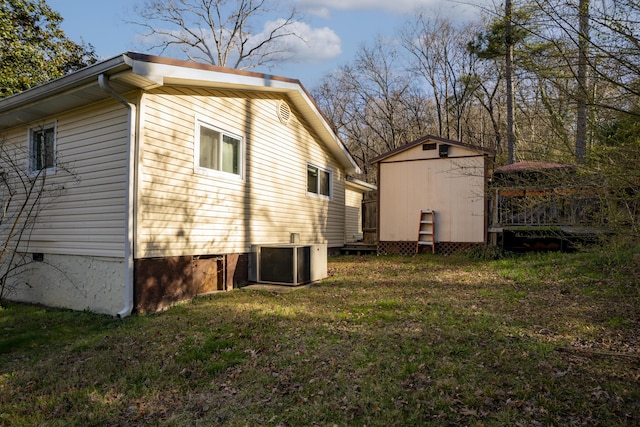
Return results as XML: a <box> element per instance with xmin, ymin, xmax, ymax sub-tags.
<box><xmin>134</xmin><ymin>253</ymin><xmax>248</xmax><ymax>313</ymax></box>
<box><xmin>5</xmin><ymin>253</ymin><xmax>125</xmax><ymax>315</ymax></box>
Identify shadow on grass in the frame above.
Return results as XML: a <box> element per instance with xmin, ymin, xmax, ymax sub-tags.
<box><xmin>0</xmin><ymin>303</ymin><xmax>124</xmax><ymax>354</ymax></box>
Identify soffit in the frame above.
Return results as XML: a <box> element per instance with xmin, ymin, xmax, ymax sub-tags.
<box><xmin>0</xmin><ymin>56</ymin><xmax>158</xmax><ymax>129</ymax></box>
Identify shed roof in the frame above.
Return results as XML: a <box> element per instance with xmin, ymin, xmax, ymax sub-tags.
<box><xmin>493</xmin><ymin>161</ymin><xmax>574</xmax><ymax>175</ymax></box>
<box><xmin>369</xmin><ymin>135</ymin><xmax>493</xmax><ymax>164</ymax></box>
<box><xmin>0</xmin><ymin>52</ymin><xmax>359</xmax><ymax>174</ymax></box>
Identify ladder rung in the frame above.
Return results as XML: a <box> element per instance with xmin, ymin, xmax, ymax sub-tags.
<box><xmin>418</xmin><ymin>241</ymin><xmax>433</xmax><ymax>245</ymax></box>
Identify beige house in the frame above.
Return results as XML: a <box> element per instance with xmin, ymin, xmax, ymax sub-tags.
<box><xmin>0</xmin><ymin>53</ymin><xmax>360</xmax><ymax>315</ymax></box>
<box><xmin>371</xmin><ymin>136</ymin><xmax>492</xmax><ymax>255</ymax></box>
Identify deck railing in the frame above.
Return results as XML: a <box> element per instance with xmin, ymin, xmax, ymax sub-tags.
<box><xmin>489</xmin><ymin>187</ymin><xmax>606</xmax><ymax>228</ymax></box>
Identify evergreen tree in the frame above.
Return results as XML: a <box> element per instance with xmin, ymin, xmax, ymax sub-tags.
<box><xmin>0</xmin><ymin>0</ymin><xmax>96</xmax><ymax>97</ymax></box>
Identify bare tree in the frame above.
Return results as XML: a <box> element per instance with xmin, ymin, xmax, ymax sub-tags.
<box><xmin>468</xmin><ymin>1</ymin><xmax>580</xmax><ymax>163</ymax></box>
<box><xmin>132</xmin><ymin>0</ymin><xmax>304</xmax><ymax>69</ymax></box>
<box><xmin>0</xmin><ymin>134</ymin><xmax>76</xmax><ymax>304</ymax></box>
<box><xmin>313</xmin><ymin>37</ymin><xmax>432</xmax><ymax>182</ymax></box>
<box><xmin>401</xmin><ymin>14</ymin><xmax>482</xmax><ymax>143</ymax></box>
<box><xmin>466</xmin><ymin>59</ymin><xmax>506</xmax><ymax>153</ymax></box>
<box><xmin>526</xmin><ymin>0</ymin><xmax>640</xmax><ymax>158</ymax></box>
<box><xmin>573</xmin><ymin>0</ymin><xmax>640</xmax><ymax>109</ymax></box>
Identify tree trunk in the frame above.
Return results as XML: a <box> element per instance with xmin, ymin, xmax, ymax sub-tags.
<box><xmin>575</xmin><ymin>0</ymin><xmax>590</xmax><ymax>162</ymax></box>
<box><xmin>505</xmin><ymin>0</ymin><xmax>516</xmax><ymax>164</ymax></box>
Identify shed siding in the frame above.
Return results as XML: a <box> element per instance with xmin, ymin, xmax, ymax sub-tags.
<box><xmin>387</xmin><ymin>143</ymin><xmax>478</xmax><ymax>162</ymax></box>
<box><xmin>137</xmin><ymin>87</ymin><xmax>345</xmax><ymax>258</ymax></box>
<box><xmin>0</xmin><ymin>100</ymin><xmax>129</xmax><ymax>257</ymax></box>
<box><xmin>379</xmin><ymin>156</ymin><xmax>486</xmax><ymax>243</ymax></box>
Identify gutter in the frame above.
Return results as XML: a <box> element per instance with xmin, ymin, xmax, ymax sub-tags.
<box><xmin>98</xmin><ymin>73</ymin><xmax>136</xmax><ymax>318</ymax></box>
<box><xmin>346</xmin><ymin>175</ymin><xmax>377</xmax><ymax>192</ymax></box>
<box><xmin>0</xmin><ymin>54</ymin><xmax>130</xmax><ymax>117</ymax></box>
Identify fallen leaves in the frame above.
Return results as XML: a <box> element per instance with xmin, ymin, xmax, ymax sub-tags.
<box><xmin>2</xmin><ymin>253</ymin><xmax>639</xmax><ymax>425</ymax></box>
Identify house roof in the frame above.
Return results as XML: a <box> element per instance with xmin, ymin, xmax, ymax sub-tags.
<box><xmin>369</xmin><ymin>135</ymin><xmax>493</xmax><ymax>164</ymax></box>
<box><xmin>345</xmin><ymin>175</ymin><xmax>377</xmax><ymax>192</ymax></box>
<box><xmin>0</xmin><ymin>52</ymin><xmax>359</xmax><ymax>174</ymax></box>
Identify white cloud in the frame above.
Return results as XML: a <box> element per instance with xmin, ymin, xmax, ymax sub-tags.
<box><xmin>305</xmin><ymin>7</ymin><xmax>332</xmax><ymax>19</ymax></box>
<box><xmin>294</xmin><ymin>0</ymin><xmax>487</xmax><ymax>19</ymax></box>
<box><xmin>252</xmin><ymin>20</ymin><xmax>342</xmax><ymax>63</ymax></box>
<box><xmin>295</xmin><ymin>0</ymin><xmax>447</xmax><ymax>14</ymax></box>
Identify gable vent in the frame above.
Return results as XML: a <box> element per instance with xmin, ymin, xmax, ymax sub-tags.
<box><xmin>277</xmin><ymin>101</ymin><xmax>291</xmax><ymax>125</ymax></box>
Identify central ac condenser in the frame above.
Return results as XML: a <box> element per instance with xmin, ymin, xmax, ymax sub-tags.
<box><xmin>249</xmin><ymin>243</ymin><xmax>327</xmax><ymax>286</ymax></box>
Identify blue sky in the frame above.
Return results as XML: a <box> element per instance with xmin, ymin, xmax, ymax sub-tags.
<box><xmin>48</xmin><ymin>0</ymin><xmax>486</xmax><ymax>89</ymax></box>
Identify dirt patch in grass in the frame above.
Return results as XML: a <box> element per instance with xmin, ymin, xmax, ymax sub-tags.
<box><xmin>1</xmin><ymin>252</ymin><xmax>639</xmax><ymax>426</ymax></box>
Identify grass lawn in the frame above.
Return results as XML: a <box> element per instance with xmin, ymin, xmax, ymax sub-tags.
<box><xmin>1</xmin><ymin>249</ymin><xmax>639</xmax><ymax>426</ymax></box>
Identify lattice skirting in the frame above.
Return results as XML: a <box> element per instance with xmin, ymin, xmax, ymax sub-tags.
<box><xmin>377</xmin><ymin>241</ymin><xmax>484</xmax><ymax>256</ymax></box>
<box><xmin>377</xmin><ymin>241</ymin><xmax>417</xmax><ymax>255</ymax></box>
<box><xmin>436</xmin><ymin>242</ymin><xmax>483</xmax><ymax>256</ymax></box>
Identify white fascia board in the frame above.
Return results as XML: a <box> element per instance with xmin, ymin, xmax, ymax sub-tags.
<box><xmin>129</xmin><ymin>59</ymin><xmax>298</xmax><ymax>92</ymax></box>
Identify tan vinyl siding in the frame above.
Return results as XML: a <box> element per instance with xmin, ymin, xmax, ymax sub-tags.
<box><xmin>345</xmin><ymin>187</ymin><xmax>363</xmax><ymax>243</ymax></box>
<box><xmin>137</xmin><ymin>87</ymin><xmax>345</xmax><ymax>258</ymax></box>
<box><xmin>379</xmin><ymin>156</ymin><xmax>486</xmax><ymax>243</ymax></box>
<box><xmin>0</xmin><ymin>100</ymin><xmax>129</xmax><ymax>257</ymax></box>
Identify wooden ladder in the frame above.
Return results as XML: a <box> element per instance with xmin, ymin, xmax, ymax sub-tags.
<box><xmin>417</xmin><ymin>210</ymin><xmax>436</xmax><ymax>254</ymax></box>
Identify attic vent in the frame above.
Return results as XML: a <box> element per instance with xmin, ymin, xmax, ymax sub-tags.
<box><xmin>277</xmin><ymin>101</ymin><xmax>291</xmax><ymax>125</ymax></box>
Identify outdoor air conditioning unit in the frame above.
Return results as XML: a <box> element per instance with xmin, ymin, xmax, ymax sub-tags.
<box><xmin>249</xmin><ymin>243</ymin><xmax>327</xmax><ymax>286</ymax></box>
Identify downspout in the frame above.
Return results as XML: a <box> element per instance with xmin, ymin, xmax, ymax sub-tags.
<box><xmin>98</xmin><ymin>73</ymin><xmax>136</xmax><ymax>318</ymax></box>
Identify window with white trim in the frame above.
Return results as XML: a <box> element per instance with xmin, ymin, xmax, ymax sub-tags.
<box><xmin>29</xmin><ymin>123</ymin><xmax>56</xmax><ymax>175</ymax></box>
<box><xmin>195</xmin><ymin>120</ymin><xmax>243</xmax><ymax>178</ymax></box>
<box><xmin>307</xmin><ymin>164</ymin><xmax>332</xmax><ymax>199</ymax></box>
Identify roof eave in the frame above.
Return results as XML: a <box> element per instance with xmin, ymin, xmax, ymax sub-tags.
<box><xmin>0</xmin><ymin>54</ymin><xmax>158</xmax><ymax>130</ymax></box>
<box><xmin>0</xmin><ymin>52</ymin><xmax>360</xmax><ymax>174</ymax></box>
<box><xmin>346</xmin><ymin>176</ymin><xmax>377</xmax><ymax>191</ymax></box>
<box><xmin>0</xmin><ymin>55</ymin><xmax>128</xmax><ymax>113</ymax></box>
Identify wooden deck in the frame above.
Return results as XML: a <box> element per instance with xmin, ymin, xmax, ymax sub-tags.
<box><xmin>489</xmin><ymin>187</ymin><xmax>606</xmax><ymax>229</ymax></box>
<box><xmin>340</xmin><ymin>243</ymin><xmax>378</xmax><ymax>255</ymax></box>
<box><xmin>487</xmin><ymin>162</ymin><xmax>616</xmax><ymax>250</ymax></box>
